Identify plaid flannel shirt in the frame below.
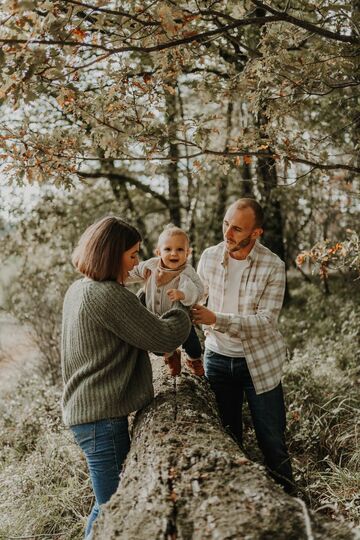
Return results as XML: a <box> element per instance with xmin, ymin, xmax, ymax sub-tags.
<box><xmin>197</xmin><ymin>240</ymin><xmax>287</xmax><ymax>395</ymax></box>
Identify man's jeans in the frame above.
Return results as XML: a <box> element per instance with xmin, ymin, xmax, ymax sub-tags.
<box><xmin>204</xmin><ymin>349</ymin><xmax>295</xmax><ymax>494</ymax></box>
<box><xmin>71</xmin><ymin>417</ymin><xmax>130</xmax><ymax>539</ymax></box>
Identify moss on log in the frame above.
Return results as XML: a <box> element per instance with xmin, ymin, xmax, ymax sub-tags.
<box><xmin>93</xmin><ymin>360</ymin><xmax>355</xmax><ymax>540</ymax></box>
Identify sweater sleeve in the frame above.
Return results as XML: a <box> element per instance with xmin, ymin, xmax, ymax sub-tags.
<box><xmin>84</xmin><ymin>282</ymin><xmax>191</xmax><ymax>353</ymax></box>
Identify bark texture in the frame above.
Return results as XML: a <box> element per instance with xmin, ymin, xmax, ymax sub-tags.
<box><xmin>93</xmin><ymin>359</ymin><xmax>355</xmax><ymax>540</ymax></box>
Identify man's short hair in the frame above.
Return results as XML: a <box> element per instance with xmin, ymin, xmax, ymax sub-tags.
<box><xmin>230</xmin><ymin>198</ymin><xmax>264</xmax><ymax>228</ymax></box>
<box><xmin>72</xmin><ymin>216</ymin><xmax>141</xmax><ymax>281</ymax></box>
<box><xmin>157</xmin><ymin>224</ymin><xmax>189</xmax><ymax>247</ymax></box>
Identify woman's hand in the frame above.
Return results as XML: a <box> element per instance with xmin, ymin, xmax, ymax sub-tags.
<box><xmin>191</xmin><ymin>304</ymin><xmax>216</xmax><ymax>326</ymax></box>
<box><xmin>167</xmin><ymin>289</ymin><xmax>185</xmax><ymax>302</ymax></box>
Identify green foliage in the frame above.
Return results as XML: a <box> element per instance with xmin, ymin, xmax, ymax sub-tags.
<box><xmin>0</xmin><ymin>181</ymin><xmax>128</xmax><ymax>382</ymax></box>
<box><xmin>0</xmin><ymin>374</ymin><xmax>91</xmax><ymax>540</ymax></box>
<box><xmin>280</xmin><ymin>278</ymin><xmax>360</xmax><ymax>525</ymax></box>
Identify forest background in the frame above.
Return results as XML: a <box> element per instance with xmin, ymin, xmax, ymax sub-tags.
<box><xmin>0</xmin><ymin>0</ymin><xmax>359</xmax><ymax>538</ymax></box>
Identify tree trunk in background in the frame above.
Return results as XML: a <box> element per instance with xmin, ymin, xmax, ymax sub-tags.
<box><xmin>165</xmin><ymin>90</ymin><xmax>181</xmax><ymax>227</ymax></box>
<box><xmin>252</xmin><ymin>6</ymin><xmax>287</xmax><ymax>299</ymax></box>
<box><xmin>257</xmin><ymin>153</ymin><xmax>290</xmax><ymax>302</ymax></box>
<box><xmin>213</xmin><ymin>102</ymin><xmax>233</xmax><ymax>244</ymax></box>
<box><xmin>241</xmin><ymin>162</ymin><xmax>254</xmax><ymax>197</ymax></box>
<box><xmin>93</xmin><ymin>360</ymin><xmax>353</xmax><ymax>540</ymax></box>
<box><xmin>257</xmin><ymin>155</ymin><xmax>285</xmax><ymax>262</ymax></box>
<box><xmin>109</xmin><ymin>179</ymin><xmax>152</xmax><ymax>259</ymax></box>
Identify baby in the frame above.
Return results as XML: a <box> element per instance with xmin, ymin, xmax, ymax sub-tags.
<box><xmin>129</xmin><ymin>225</ymin><xmax>204</xmax><ymax>376</ymax></box>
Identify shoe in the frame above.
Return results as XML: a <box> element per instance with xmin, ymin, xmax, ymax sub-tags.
<box><xmin>185</xmin><ymin>357</ymin><xmax>205</xmax><ymax>376</ymax></box>
<box><xmin>164</xmin><ymin>349</ymin><xmax>181</xmax><ymax>376</ymax></box>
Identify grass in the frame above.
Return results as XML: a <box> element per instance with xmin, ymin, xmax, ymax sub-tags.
<box><xmin>280</xmin><ymin>275</ymin><xmax>360</xmax><ymax>527</ymax></box>
<box><xmin>0</xmin><ymin>376</ymin><xmax>92</xmax><ymax>540</ymax></box>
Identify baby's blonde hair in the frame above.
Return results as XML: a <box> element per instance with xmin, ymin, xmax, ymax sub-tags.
<box><xmin>157</xmin><ymin>224</ymin><xmax>189</xmax><ymax>247</ymax></box>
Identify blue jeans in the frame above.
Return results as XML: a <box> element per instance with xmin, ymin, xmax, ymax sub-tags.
<box><xmin>204</xmin><ymin>349</ymin><xmax>295</xmax><ymax>494</ymax></box>
<box><xmin>71</xmin><ymin>417</ymin><xmax>130</xmax><ymax>539</ymax></box>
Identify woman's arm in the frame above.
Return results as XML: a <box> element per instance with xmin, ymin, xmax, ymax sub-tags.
<box><xmin>84</xmin><ymin>282</ymin><xmax>191</xmax><ymax>353</ymax></box>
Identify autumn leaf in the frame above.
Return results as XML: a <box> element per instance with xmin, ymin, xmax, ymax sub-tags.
<box><xmin>143</xmin><ymin>73</ymin><xmax>152</xmax><ymax>84</ymax></box>
<box><xmin>56</xmin><ymin>88</ymin><xmax>76</xmax><ymax>107</ymax></box>
<box><xmin>182</xmin><ymin>30</ymin><xmax>198</xmax><ymax>38</ymax></box>
<box><xmin>243</xmin><ymin>155</ymin><xmax>252</xmax><ymax>165</ymax></box>
<box><xmin>158</xmin><ymin>5</ymin><xmax>179</xmax><ymax>35</ymax></box>
<box><xmin>132</xmin><ymin>81</ymin><xmax>147</xmax><ymax>92</ymax></box>
<box><xmin>71</xmin><ymin>28</ymin><xmax>87</xmax><ymax>41</ymax></box>
<box><xmin>296</xmin><ymin>254</ymin><xmax>306</xmax><ymax>266</ymax></box>
<box><xmin>235</xmin><ymin>457</ymin><xmax>249</xmax><ymax>465</ymax></box>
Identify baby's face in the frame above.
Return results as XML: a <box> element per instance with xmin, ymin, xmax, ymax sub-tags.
<box><xmin>156</xmin><ymin>234</ymin><xmax>189</xmax><ymax>269</ymax></box>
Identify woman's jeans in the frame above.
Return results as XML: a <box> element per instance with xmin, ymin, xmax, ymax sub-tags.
<box><xmin>71</xmin><ymin>417</ymin><xmax>130</xmax><ymax>539</ymax></box>
<box><xmin>204</xmin><ymin>349</ymin><xmax>295</xmax><ymax>494</ymax></box>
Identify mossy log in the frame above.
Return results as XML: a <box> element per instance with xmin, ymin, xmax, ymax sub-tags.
<box><xmin>93</xmin><ymin>359</ymin><xmax>354</xmax><ymax>540</ymax></box>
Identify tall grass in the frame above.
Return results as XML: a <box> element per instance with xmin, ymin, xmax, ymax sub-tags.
<box><xmin>0</xmin><ymin>375</ymin><xmax>92</xmax><ymax>540</ymax></box>
<box><xmin>281</xmin><ymin>276</ymin><xmax>360</xmax><ymax>526</ymax></box>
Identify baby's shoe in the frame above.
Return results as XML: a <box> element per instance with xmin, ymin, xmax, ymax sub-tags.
<box><xmin>185</xmin><ymin>357</ymin><xmax>205</xmax><ymax>376</ymax></box>
<box><xmin>164</xmin><ymin>349</ymin><xmax>181</xmax><ymax>376</ymax></box>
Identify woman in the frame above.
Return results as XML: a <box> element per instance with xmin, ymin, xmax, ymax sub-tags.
<box><xmin>61</xmin><ymin>216</ymin><xmax>191</xmax><ymax>539</ymax></box>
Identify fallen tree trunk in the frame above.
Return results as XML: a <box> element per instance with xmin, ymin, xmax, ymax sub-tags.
<box><xmin>93</xmin><ymin>359</ymin><xmax>354</xmax><ymax>540</ymax></box>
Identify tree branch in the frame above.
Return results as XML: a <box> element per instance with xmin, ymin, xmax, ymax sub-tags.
<box><xmin>251</xmin><ymin>0</ymin><xmax>360</xmax><ymax>44</ymax></box>
<box><xmin>0</xmin><ymin>38</ymin><xmax>109</xmax><ymax>50</ymax></box>
<box><xmin>98</xmin><ymin>148</ymin><xmax>360</xmax><ymax>174</ymax></box>
<box><xmin>62</xmin><ymin>0</ymin><xmax>160</xmax><ymax>26</ymax></box>
<box><xmin>77</xmin><ymin>171</ymin><xmax>169</xmax><ymax>207</ymax></box>
<box><xmin>0</xmin><ymin>15</ymin><xmax>284</xmax><ymax>58</ymax></box>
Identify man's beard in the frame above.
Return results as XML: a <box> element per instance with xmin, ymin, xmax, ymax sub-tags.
<box><xmin>226</xmin><ymin>234</ymin><xmax>253</xmax><ymax>252</ymax></box>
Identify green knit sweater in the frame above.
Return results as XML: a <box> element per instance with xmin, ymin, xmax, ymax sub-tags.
<box><xmin>61</xmin><ymin>279</ymin><xmax>191</xmax><ymax>426</ymax></box>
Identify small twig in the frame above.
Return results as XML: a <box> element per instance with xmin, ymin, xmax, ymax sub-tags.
<box><xmin>295</xmin><ymin>497</ymin><xmax>314</xmax><ymax>540</ymax></box>
<box><xmin>6</xmin><ymin>534</ymin><xmax>67</xmax><ymax>539</ymax></box>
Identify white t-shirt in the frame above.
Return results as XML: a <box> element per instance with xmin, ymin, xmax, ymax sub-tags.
<box><xmin>205</xmin><ymin>256</ymin><xmax>248</xmax><ymax>357</ymax></box>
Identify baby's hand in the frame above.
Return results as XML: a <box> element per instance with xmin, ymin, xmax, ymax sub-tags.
<box><xmin>167</xmin><ymin>289</ymin><xmax>185</xmax><ymax>302</ymax></box>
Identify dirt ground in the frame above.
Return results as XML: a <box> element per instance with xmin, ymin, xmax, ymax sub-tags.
<box><xmin>0</xmin><ymin>311</ymin><xmax>41</xmax><ymax>397</ymax></box>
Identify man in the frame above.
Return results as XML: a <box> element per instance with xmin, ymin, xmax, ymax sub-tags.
<box><xmin>192</xmin><ymin>198</ymin><xmax>295</xmax><ymax>494</ymax></box>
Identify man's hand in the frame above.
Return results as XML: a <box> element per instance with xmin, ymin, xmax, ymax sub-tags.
<box><xmin>191</xmin><ymin>304</ymin><xmax>216</xmax><ymax>325</ymax></box>
<box><xmin>167</xmin><ymin>289</ymin><xmax>185</xmax><ymax>302</ymax></box>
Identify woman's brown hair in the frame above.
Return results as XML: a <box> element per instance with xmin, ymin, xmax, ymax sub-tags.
<box><xmin>72</xmin><ymin>216</ymin><xmax>141</xmax><ymax>281</ymax></box>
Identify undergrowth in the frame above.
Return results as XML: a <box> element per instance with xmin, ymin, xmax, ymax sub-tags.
<box><xmin>0</xmin><ymin>375</ymin><xmax>92</xmax><ymax>540</ymax></box>
<box><xmin>281</xmin><ymin>276</ymin><xmax>360</xmax><ymax>527</ymax></box>
<box><xmin>0</xmin><ymin>275</ymin><xmax>359</xmax><ymax>537</ymax></box>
